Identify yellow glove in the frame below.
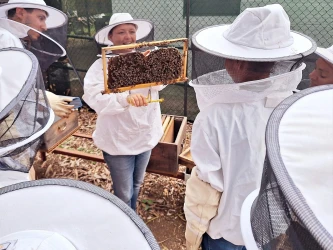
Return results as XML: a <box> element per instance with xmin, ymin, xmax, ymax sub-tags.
<box><xmin>126</xmin><ymin>93</ymin><xmax>148</xmax><ymax>107</ymax></box>
<box><xmin>45</xmin><ymin>91</ymin><xmax>74</xmax><ymax>118</ymax></box>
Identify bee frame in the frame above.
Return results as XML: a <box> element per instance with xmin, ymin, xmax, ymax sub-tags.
<box><xmin>102</xmin><ymin>38</ymin><xmax>189</xmax><ymax>94</ymax></box>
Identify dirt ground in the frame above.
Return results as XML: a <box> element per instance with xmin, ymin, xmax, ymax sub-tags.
<box><xmin>33</xmin><ymin>107</ymin><xmax>192</xmax><ymax>250</ymax></box>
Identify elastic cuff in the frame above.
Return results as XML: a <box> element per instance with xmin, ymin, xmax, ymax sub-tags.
<box><xmin>116</xmin><ymin>93</ymin><xmax>129</xmax><ymax>108</ymax></box>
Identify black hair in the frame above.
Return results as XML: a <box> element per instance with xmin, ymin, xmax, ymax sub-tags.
<box><xmin>7</xmin><ymin>8</ymin><xmax>49</xmax><ymax>18</ymax></box>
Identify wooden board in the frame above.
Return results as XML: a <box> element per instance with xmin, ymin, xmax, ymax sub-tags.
<box><xmin>160</xmin><ymin>116</ymin><xmax>174</xmax><ymax>143</ymax></box>
<box><xmin>161</xmin><ymin>114</ymin><xmax>166</xmax><ymax>124</ymax></box>
<box><xmin>147</xmin><ymin>115</ymin><xmax>187</xmax><ymax>175</ymax></box>
<box><xmin>161</xmin><ymin>116</ymin><xmax>171</xmax><ymax>134</ymax></box>
<box><xmin>179</xmin><ymin>147</ymin><xmax>195</xmax><ymax>169</ymax></box>
<box><xmin>40</xmin><ymin>111</ymin><xmax>80</xmax><ymax>153</ymax></box>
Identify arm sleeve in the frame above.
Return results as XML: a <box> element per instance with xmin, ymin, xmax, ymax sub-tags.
<box><xmin>82</xmin><ymin>58</ymin><xmax>130</xmax><ymax>116</ymax></box>
<box><xmin>191</xmin><ymin>120</ymin><xmax>224</xmax><ymax>192</ymax></box>
<box><xmin>184</xmin><ymin>119</ymin><xmax>225</xmax><ymax>249</ymax></box>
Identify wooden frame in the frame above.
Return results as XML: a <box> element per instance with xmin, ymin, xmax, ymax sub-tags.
<box><xmin>101</xmin><ymin>38</ymin><xmax>189</xmax><ymax>94</ymax></box>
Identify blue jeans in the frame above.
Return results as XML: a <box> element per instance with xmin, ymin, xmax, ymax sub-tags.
<box><xmin>202</xmin><ymin>233</ymin><xmax>247</xmax><ymax>250</ymax></box>
<box><xmin>102</xmin><ymin>150</ymin><xmax>151</xmax><ymax>210</ymax></box>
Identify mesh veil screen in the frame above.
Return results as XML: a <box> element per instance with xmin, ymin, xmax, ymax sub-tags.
<box><xmin>0</xmin><ymin>48</ymin><xmax>51</xmax><ymax>173</ymax></box>
<box><xmin>250</xmin><ymin>158</ymin><xmax>322</xmax><ymax>250</ymax></box>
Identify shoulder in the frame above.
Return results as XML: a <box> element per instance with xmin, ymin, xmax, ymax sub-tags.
<box><xmin>0</xmin><ymin>28</ymin><xmax>23</xmax><ymax>49</ymax></box>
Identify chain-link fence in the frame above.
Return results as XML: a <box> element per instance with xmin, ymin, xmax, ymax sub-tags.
<box><xmin>2</xmin><ymin>0</ymin><xmax>332</xmax><ymax>120</ymax></box>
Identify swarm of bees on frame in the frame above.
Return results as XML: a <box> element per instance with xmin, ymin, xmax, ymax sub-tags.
<box><xmin>107</xmin><ymin>47</ymin><xmax>182</xmax><ymax>92</ymax></box>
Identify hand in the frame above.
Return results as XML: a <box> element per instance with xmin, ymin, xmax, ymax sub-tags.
<box><xmin>126</xmin><ymin>93</ymin><xmax>148</xmax><ymax>107</ymax></box>
<box><xmin>45</xmin><ymin>91</ymin><xmax>74</xmax><ymax>118</ymax></box>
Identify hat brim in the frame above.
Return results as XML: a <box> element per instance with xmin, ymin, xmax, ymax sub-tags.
<box><xmin>192</xmin><ymin>24</ymin><xmax>316</xmax><ymax>61</ymax></box>
<box><xmin>240</xmin><ymin>188</ymin><xmax>260</xmax><ymax>250</ymax></box>
<box><xmin>0</xmin><ymin>230</ymin><xmax>76</xmax><ymax>249</ymax></box>
<box><xmin>0</xmin><ymin>3</ymin><xmax>67</xmax><ymax>28</ymax></box>
<box><xmin>0</xmin><ymin>179</ymin><xmax>159</xmax><ymax>249</ymax></box>
<box><xmin>315</xmin><ymin>47</ymin><xmax>333</xmax><ymax>65</ymax></box>
<box><xmin>95</xmin><ymin>19</ymin><xmax>153</xmax><ymax>45</ymax></box>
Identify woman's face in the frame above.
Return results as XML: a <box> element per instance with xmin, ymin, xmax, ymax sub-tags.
<box><xmin>309</xmin><ymin>58</ymin><xmax>333</xmax><ymax>87</ymax></box>
<box><xmin>108</xmin><ymin>23</ymin><xmax>137</xmax><ymax>53</ymax></box>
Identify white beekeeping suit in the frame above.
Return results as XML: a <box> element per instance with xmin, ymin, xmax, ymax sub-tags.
<box><xmin>184</xmin><ymin>4</ymin><xmax>317</xmax><ymax>249</ymax></box>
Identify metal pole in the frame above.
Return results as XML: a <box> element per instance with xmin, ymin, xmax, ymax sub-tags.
<box><xmin>184</xmin><ymin>0</ymin><xmax>190</xmax><ymax>117</ymax></box>
<box><xmin>84</xmin><ymin>0</ymin><xmax>91</xmax><ymax>36</ymax></box>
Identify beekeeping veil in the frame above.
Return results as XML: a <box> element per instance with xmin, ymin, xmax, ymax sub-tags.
<box><xmin>0</xmin><ymin>4</ymin><xmax>67</xmax><ymax>71</ymax></box>
<box><xmin>241</xmin><ymin>85</ymin><xmax>333</xmax><ymax>249</ymax></box>
<box><xmin>191</xmin><ymin>4</ymin><xmax>316</xmax><ymax>111</ymax></box>
<box><xmin>0</xmin><ymin>179</ymin><xmax>160</xmax><ymax>250</ymax></box>
<box><xmin>0</xmin><ymin>48</ymin><xmax>54</xmax><ymax>175</ymax></box>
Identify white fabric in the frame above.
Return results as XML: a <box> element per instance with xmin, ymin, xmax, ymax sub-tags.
<box><xmin>190</xmin><ymin>63</ymin><xmax>305</xmax><ymax>111</ymax></box>
<box><xmin>0</xmin><ymin>25</ymin><xmax>24</xmax><ymax>47</ymax></box>
<box><xmin>315</xmin><ymin>45</ymin><xmax>333</xmax><ymax>65</ymax></box>
<box><xmin>279</xmin><ymin>89</ymin><xmax>333</xmax><ymax>235</ymax></box>
<box><xmin>0</xmin><ymin>170</ymin><xmax>29</xmax><ymax>188</ymax></box>
<box><xmin>192</xmin><ymin>4</ymin><xmax>315</xmax><ymax>60</ymax></box>
<box><xmin>190</xmin><ymin>68</ymin><xmax>304</xmax><ymax>245</ymax></box>
<box><xmin>83</xmin><ymin>57</ymin><xmax>164</xmax><ymax>155</ymax></box>
<box><xmin>94</xmin><ymin>13</ymin><xmax>153</xmax><ymax>45</ymax></box>
<box><xmin>0</xmin><ymin>184</ymin><xmax>153</xmax><ymax>249</ymax></box>
<box><xmin>0</xmin><ymin>230</ymin><xmax>76</xmax><ymax>250</ymax></box>
<box><xmin>0</xmin><ymin>0</ymin><xmax>67</xmax><ymax>28</ymax></box>
<box><xmin>240</xmin><ymin>189</ymin><xmax>259</xmax><ymax>250</ymax></box>
<box><xmin>0</xmin><ymin>49</ymin><xmax>32</xmax><ymax>112</ymax></box>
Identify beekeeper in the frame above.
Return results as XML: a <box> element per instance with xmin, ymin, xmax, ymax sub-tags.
<box><xmin>184</xmin><ymin>4</ymin><xmax>316</xmax><ymax>250</ymax></box>
<box><xmin>0</xmin><ymin>0</ymin><xmax>74</xmax><ymax>118</ymax></box>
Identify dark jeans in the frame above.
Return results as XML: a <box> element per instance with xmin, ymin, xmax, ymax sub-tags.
<box><xmin>202</xmin><ymin>233</ymin><xmax>247</xmax><ymax>250</ymax></box>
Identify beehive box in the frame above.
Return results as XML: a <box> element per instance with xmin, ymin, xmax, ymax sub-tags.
<box><xmin>147</xmin><ymin>115</ymin><xmax>187</xmax><ymax>176</ymax></box>
<box><xmin>40</xmin><ymin>110</ymin><xmax>80</xmax><ymax>153</ymax></box>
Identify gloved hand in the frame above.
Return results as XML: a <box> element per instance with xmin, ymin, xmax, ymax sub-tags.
<box><xmin>126</xmin><ymin>93</ymin><xmax>148</xmax><ymax>107</ymax></box>
<box><xmin>45</xmin><ymin>91</ymin><xmax>74</xmax><ymax>118</ymax></box>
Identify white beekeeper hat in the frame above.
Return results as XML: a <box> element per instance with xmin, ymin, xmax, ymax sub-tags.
<box><xmin>0</xmin><ymin>230</ymin><xmax>76</xmax><ymax>250</ymax></box>
<box><xmin>315</xmin><ymin>45</ymin><xmax>333</xmax><ymax>65</ymax></box>
<box><xmin>192</xmin><ymin>4</ymin><xmax>316</xmax><ymax>61</ymax></box>
<box><xmin>0</xmin><ymin>48</ymin><xmax>54</xmax><ymax>156</ymax></box>
<box><xmin>0</xmin><ymin>0</ymin><xmax>67</xmax><ymax>28</ymax></box>
<box><xmin>94</xmin><ymin>12</ymin><xmax>153</xmax><ymax>45</ymax></box>
<box><xmin>0</xmin><ymin>179</ymin><xmax>160</xmax><ymax>249</ymax></box>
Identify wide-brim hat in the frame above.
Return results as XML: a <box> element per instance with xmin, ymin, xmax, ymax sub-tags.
<box><xmin>0</xmin><ymin>0</ymin><xmax>67</xmax><ymax>28</ymax></box>
<box><xmin>315</xmin><ymin>45</ymin><xmax>333</xmax><ymax>65</ymax></box>
<box><xmin>0</xmin><ymin>48</ymin><xmax>55</xmax><ymax>156</ymax></box>
<box><xmin>0</xmin><ymin>230</ymin><xmax>76</xmax><ymax>250</ymax></box>
<box><xmin>0</xmin><ymin>179</ymin><xmax>160</xmax><ymax>249</ymax></box>
<box><xmin>95</xmin><ymin>13</ymin><xmax>153</xmax><ymax>45</ymax></box>
<box><xmin>192</xmin><ymin>4</ymin><xmax>316</xmax><ymax>61</ymax></box>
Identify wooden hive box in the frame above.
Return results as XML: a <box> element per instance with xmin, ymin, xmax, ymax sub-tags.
<box><xmin>147</xmin><ymin>115</ymin><xmax>187</xmax><ymax>176</ymax></box>
<box><xmin>40</xmin><ymin>110</ymin><xmax>80</xmax><ymax>153</ymax></box>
